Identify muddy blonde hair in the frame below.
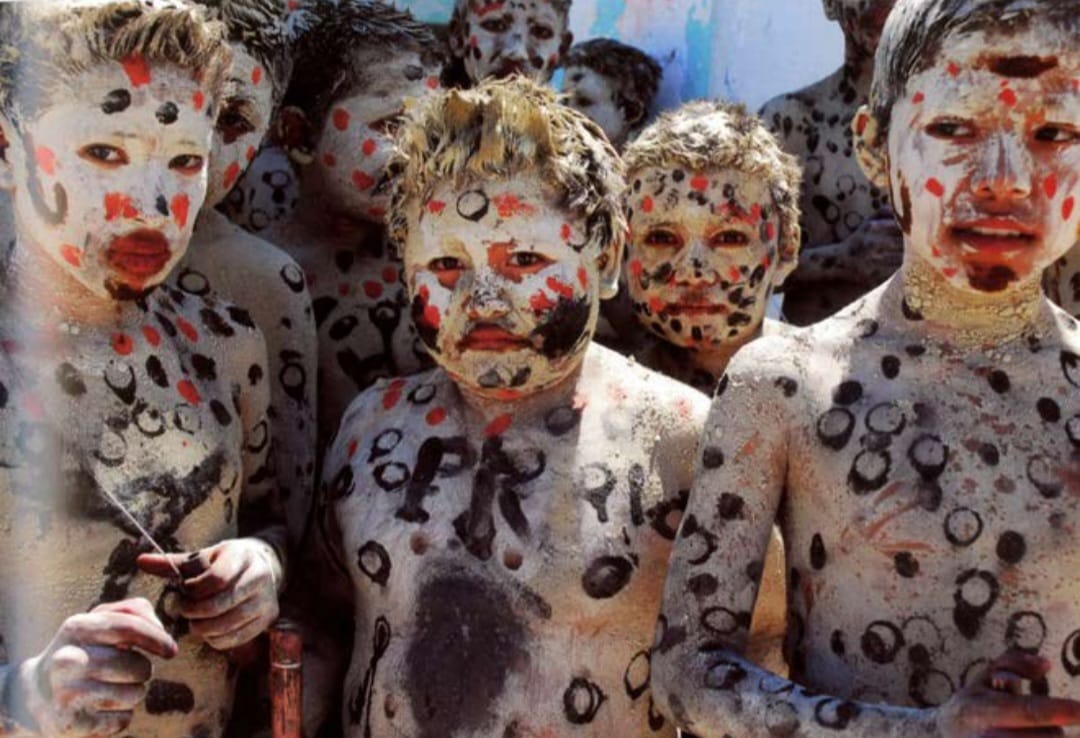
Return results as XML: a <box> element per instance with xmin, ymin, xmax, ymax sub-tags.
<box><xmin>624</xmin><ymin>99</ymin><xmax>803</xmax><ymax>264</ymax></box>
<box><xmin>0</xmin><ymin>1</ymin><xmax>231</xmax><ymax>125</ymax></box>
<box><xmin>389</xmin><ymin>75</ymin><xmax>626</xmax><ymax>257</ymax></box>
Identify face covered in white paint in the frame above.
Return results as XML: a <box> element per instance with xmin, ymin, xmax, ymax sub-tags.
<box><xmin>404</xmin><ymin>173</ymin><xmax>615</xmax><ymax>399</ymax></box>
<box><xmin>563</xmin><ymin>66</ymin><xmax>633</xmax><ymax>148</ymax></box>
<box><xmin>1</xmin><ymin>58</ymin><xmax>213</xmax><ymax>300</ymax></box>
<box><xmin>823</xmin><ymin>0</ymin><xmax>897</xmax><ymax>56</ymax></box>
<box><xmin>871</xmin><ymin>21</ymin><xmax>1080</xmax><ymax>294</ymax></box>
<box><xmin>314</xmin><ymin>48</ymin><xmax>443</xmax><ymax>222</ymax></box>
<box><xmin>626</xmin><ymin>166</ymin><xmax>790</xmax><ymax>348</ymax></box>
<box><xmin>453</xmin><ymin>0</ymin><xmax>570</xmax><ymax>84</ymax></box>
<box><xmin>205</xmin><ymin>43</ymin><xmax>276</xmax><ymax>207</ymax></box>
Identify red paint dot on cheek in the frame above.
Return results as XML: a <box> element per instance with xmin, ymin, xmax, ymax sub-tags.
<box><xmin>363</xmin><ymin>281</ymin><xmax>383</xmax><ymax>298</ymax></box>
<box><xmin>546</xmin><ymin>276</ymin><xmax>575</xmax><ymax>298</ymax></box>
<box><xmin>1044</xmin><ymin>174</ymin><xmax>1058</xmax><ymax>199</ymax></box>
<box><xmin>352</xmin><ymin>170</ymin><xmax>376</xmax><ymax>190</ymax></box>
<box><xmin>361</xmin><ymin>139</ymin><xmax>377</xmax><ymax>156</ymax></box>
<box><xmin>322</xmin><ymin>152</ymin><xmax>337</xmax><ymax>167</ymax></box>
<box><xmin>223</xmin><ymin>161</ymin><xmax>241</xmax><ymax>190</ymax></box>
<box><xmin>947</xmin><ymin>62</ymin><xmax>961</xmax><ymax>77</ymax></box>
<box><xmin>251</xmin><ymin>66</ymin><xmax>263</xmax><ymax>85</ymax></box>
<box><xmin>120</xmin><ymin>52</ymin><xmax>152</xmax><ymax>87</ymax></box>
<box><xmin>1064</xmin><ymin>196</ymin><xmax>1076</xmax><ymax>221</ymax></box>
<box><xmin>912</xmin><ymin>91</ymin><xmax>925</xmax><ymax>104</ymax></box>
<box><xmin>629</xmin><ymin>259</ymin><xmax>643</xmax><ymax>278</ymax></box>
<box><xmin>484</xmin><ymin>413</ymin><xmax>513</xmax><ymax>438</ymax></box>
<box><xmin>35</xmin><ymin>147</ymin><xmax>56</xmax><ymax>176</ymax></box>
<box><xmin>192</xmin><ymin>91</ymin><xmax>205</xmax><ymax>112</ymax></box>
<box><xmin>332</xmin><ymin>108</ymin><xmax>350</xmax><ymax>131</ymax></box>
<box><xmin>426</xmin><ymin>408</ymin><xmax>447</xmax><ymax>426</ymax></box>
<box><xmin>111</xmin><ymin>333</ymin><xmax>133</xmax><ymax>355</ymax></box>
<box><xmin>641</xmin><ymin>196</ymin><xmax>654</xmax><ymax>214</ymax></box>
<box><xmin>998</xmin><ymin>88</ymin><xmax>1017</xmax><ymax>107</ymax></box>
<box><xmin>142</xmin><ymin>326</ymin><xmax>161</xmax><ymax>346</ymax></box>
<box><xmin>925</xmin><ymin>178</ymin><xmax>945</xmax><ymax>197</ymax></box>
<box><xmin>578</xmin><ymin>267</ymin><xmax>588</xmax><ymax>289</ymax></box>
<box><xmin>171</xmin><ymin>194</ymin><xmax>190</xmax><ymax>228</ymax></box>
<box><xmin>177</xmin><ymin>379</ymin><xmax>201</xmax><ymax>406</ymax></box>
<box><xmin>60</xmin><ymin>244</ymin><xmax>83</xmax><ymax>268</ymax></box>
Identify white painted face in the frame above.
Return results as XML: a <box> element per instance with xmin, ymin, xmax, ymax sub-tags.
<box><xmin>626</xmin><ymin>166</ymin><xmax>785</xmax><ymax>348</ymax></box>
<box><xmin>562</xmin><ymin>65</ymin><xmax>629</xmax><ymax>147</ymax></box>
<box><xmin>404</xmin><ymin>174</ymin><xmax>602</xmax><ymax>399</ymax></box>
<box><xmin>314</xmin><ymin>50</ymin><xmax>442</xmax><ymax>221</ymax></box>
<box><xmin>3</xmin><ymin>58</ymin><xmax>212</xmax><ymax>299</ymax></box>
<box><xmin>883</xmin><ymin>22</ymin><xmax>1080</xmax><ymax>293</ymax></box>
<box><xmin>206</xmin><ymin>43</ymin><xmax>275</xmax><ymax>207</ymax></box>
<box><xmin>455</xmin><ymin>0</ymin><xmax>568</xmax><ymax>84</ymax></box>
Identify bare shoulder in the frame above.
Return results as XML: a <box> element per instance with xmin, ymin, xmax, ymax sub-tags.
<box><xmin>157</xmin><ymin>286</ymin><xmax>268</xmax><ymax>382</ymax></box>
<box><xmin>585</xmin><ymin>342</ymin><xmax>709</xmax><ymax>428</ymax></box>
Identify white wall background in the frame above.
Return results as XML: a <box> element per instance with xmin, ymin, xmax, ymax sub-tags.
<box><xmin>401</xmin><ymin>0</ymin><xmax>844</xmax><ymax>113</ymax></box>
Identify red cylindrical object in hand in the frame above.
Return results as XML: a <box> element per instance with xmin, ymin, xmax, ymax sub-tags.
<box><xmin>270</xmin><ymin>619</ymin><xmax>303</xmax><ymax>738</ymax></box>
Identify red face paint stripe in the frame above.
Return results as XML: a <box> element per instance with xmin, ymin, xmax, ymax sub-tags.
<box><xmin>333</xmin><ymin>108</ymin><xmax>350</xmax><ymax>131</ymax></box>
<box><xmin>171</xmin><ymin>194</ymin><xmax>190</xmax><ymax>229</ymax></box>
<box><xmin>251</xmin><ymin>66</ymin><xmax>263</xmax><ymax>85</ymax></box>
<box><xmin>35</xmin><ymin>147</ymin><xmax>56</xmax><ymax>176</ymax></box>
<box><xmin>177</xmin><ymin>318</ymin><xmax>198</xmax><ymax>342</ymax></box>
<box><xmin>193</xmin><ymin>91</ymin><xmax>205</xmax><ymax>112</ymax></box>
<box><xmin>1044</xmin><ymin>174</ymin><xmax>1058</xmax><ymax>199</ymax></box>
<box><xmin>142</xmin><ymin>326</ymin><xmax>161</xmax><ymax>346</ymax></box>
<box><xmin>60</xmin><ymin>244</ymin><xmax>83</xmax><ymax>268</ymax></box>
<box><xmin>121</xmin><ymin>53</ymin><xmax>152</xmax><ymax>87</ymax></box>
<box><xmin>1064</xmin><ymin>197</ymin><xmax>1076</xmax><ymax>221</ymax></box>
<box><xmin>546</xmin><ymin>276</ymin><xmax>575</xmax><ymax>298</ymax></box>
<box><xmin>223</xmin><ymin>161</ymin><xmax>241</xmax><ymax>191</ymax></box>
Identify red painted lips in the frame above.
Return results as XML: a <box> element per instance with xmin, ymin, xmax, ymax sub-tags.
<box><xmin>105</xmin><ymin>228</ymin><xmax>171</xmax><ymax>280</ymax></box>
<box><xmin>459</xmin><ymin>323</ymin><xmax>531</xmax><ymax>352</ymax></box>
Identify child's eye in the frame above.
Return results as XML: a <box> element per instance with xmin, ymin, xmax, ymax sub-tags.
<box><xmin>217</xmin><ymin>99</ymin><xmax>257</xmax><ymax>142</ymax></box>
<box><xmin>508</xmin><ymin>252</ymin><xmax>551</xmax><ymax>268</ymax></box>
<box><xmin>78</xmin><ymin>144</ymin><xmax>129</xmax><ymax>168</ymax></box>
<box><xmin>169</xmin><ymin>154</ymin><xmax>204</xmax><ymax>175</ymax></box>
<box><xmin>529</xmin><ymin>24</ymin><xmax>554</xmax><ymax>40</ymax></box>
<box><xmin>1034</xmin><ymin>124</ymin><xmax>1079</xmax><ymax>144</ymax></box>
<box><xmin>643</xmin><ymin>229</ymin><xmax>681</xmax><ymax>248</ymax></box>
<box><xmin>710</xmin><ymin>230</ymin><xmax>750</xmax><ymax>247</ymax></box>
<box><xmin>480</xmin><ymin>17</ymin><xmax>510</xmax><ymax>33</ymax></box>
<box><xmin>925</xmin><ymin>120</ymin><xmax>976</xmax><ymax>140</ymax></box>
<box><xmin>429</xmin><ymin>257</ymin><xmax>463</xmax><ymax>272</ymax></box>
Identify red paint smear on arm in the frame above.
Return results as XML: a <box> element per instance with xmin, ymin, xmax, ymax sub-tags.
<box><xmin>121</xmin><ymin>53</ymin><xmax>152</xmax><ymax>87</ymax></box>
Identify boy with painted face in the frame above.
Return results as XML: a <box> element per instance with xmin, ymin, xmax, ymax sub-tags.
<box><xmin>0</xmin><ymin>3</ymin><xmax>287</xmax><ymax>737</ymax></box>
<box><xmin>760</xmin><ymin>0</ymin><xmax>902</xmax><ymax>325</ymax></box>
<box><xmin>623</xmin><ymin>100</ymin><xmax>802</xmax><ymax>393</ymax></box>
<box><xmin>178</xmin><ymin>0</ymin><xmax>317</xmax><ymax>550</ymax></box>
<box><xmin>562</xmin><ymin>38</ymin><xmax>661</xmax><ymax>151</ymax></box>
<box><xmin>654</xmin><ymin>1</ymin><xmax>1080</xmax><ymax>736</ymax></box>
<box><xmin>314</xmin><ymin>76</ymin><xmax>707</xmax><ymax>738</ymax></box>
<box><xmin>449</xmin><ymin>0</ymin><xmax>573</xmax><ymax>85</ymax></box>
<box><xmin>260</xmin><ymin>0</ymin><xmax>444</xmax><ymax>449</ymax></box>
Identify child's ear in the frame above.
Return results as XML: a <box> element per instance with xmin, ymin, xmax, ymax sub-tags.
<box><xmin>271</xmin><ymin>106</ymin><xmax>315</xmax><ymax>166</ymax></box>
<box><xmin>0</xmin><ymin>116</ymin><xmax>16</xmax><ymax>191</ymax></box>
<box><xmin>598</xmin><ymin>228</ymin><xmax>624</xmax><ymax>300</ymax></box>
<box><xmin>853</xmin><ymin>105</ymin><xmax>889</xmax><ymax>189</ymax></box>
<box><xmin>773</xmin><ymin>222</ymin><xmax>802</xmax><ymax>288</ymax></box>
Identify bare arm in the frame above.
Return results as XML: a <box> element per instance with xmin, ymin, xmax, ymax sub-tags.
<box><xmin>650</xmin><ymin>350</ymin><xmax>938</xmax><ymax>738</ymax></box>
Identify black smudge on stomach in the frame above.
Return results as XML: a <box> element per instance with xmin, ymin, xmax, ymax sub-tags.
<box><xmin>406</xmin><ymin>571</ymin><xmax>528</xmax><ymax>738</ymax></box>
<box><xmin>532</xmin><ymin>296</ymin><xmax>590</xmax><ymax>359</ymax></box>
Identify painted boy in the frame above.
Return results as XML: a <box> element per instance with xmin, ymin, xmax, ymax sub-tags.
<box><xmin>0</xmin><ymin>3</ymin><xmax>286</xmax><ymax>736</ymax></box>
<box><xmin>654</xmin><ymin>1</ymin><xmax>1080</xmax><ymax>736</ymax></box>
<box><xmin>760</xmin><ymin>0</ymin><xmax>901</xmax><ymax>325</ymax></box>
<box><xmin>315</xmin><ymin>76</ymin><xmax>707</xmax><ymax>738</ymax></box>
<box><xmin>562</xmin><ymin>38</ymin><xmax>661</xmax><ymax>151</ymax></box>
<box><xmin>260</xmin><ymin>0</ymin><xmax>445</xmax><ymax>448</ymax></box>
<box><xmin>449</xmin><ymin>0</ymin><xmax>573</xmax><ymax>86</ymax></box>
<box><xmin>179</xmin><ymin>0</ymin><xmax>317</xmax><ymax>548</ymax></box>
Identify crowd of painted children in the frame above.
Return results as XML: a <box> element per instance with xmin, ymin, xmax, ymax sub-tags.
<box><xmin>0</xmin><ymin>0</ymin><xmax>1078</xmax><ymax>737</ymax></box>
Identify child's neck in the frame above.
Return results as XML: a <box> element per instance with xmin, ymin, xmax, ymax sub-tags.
<box><xmin>895</xmin><ymin>254</ymin><xmax>1050</xmax><ymax>350</ymax></box>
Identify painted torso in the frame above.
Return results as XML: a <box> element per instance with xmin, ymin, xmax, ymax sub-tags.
<box><xmin>663</xmin><ymin>278</ymin><xmax>1080</xmax><ymax>715</ymax></box>
<box><xmin>175</xmin><ymin>209</ymin><xmax>316</xmax><ymax>545</ymax></box>
<box><xmin>322</xmin><ymin>344</ymin><xmax>706</xmax><ymax>738</ymax></box>
<box><xmin>0</xmin><ymin>287</ymin><xmax>271</xmax><ymax>738</ymax></box>
<box><xmin>263</xmin><ymin>217</ymin><xmax>428</xmax><ymax>451</ymax></box>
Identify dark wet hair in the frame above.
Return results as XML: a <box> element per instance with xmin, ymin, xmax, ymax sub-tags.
<box><xmin>871</xmin><ymin>0</ymin><xmax>1078</xmax><ymax>139</ymax></box>
<box><xmin>563</xmin><ymin>39</ymin><xmax>662</xmax><ymax>122</ymax></box>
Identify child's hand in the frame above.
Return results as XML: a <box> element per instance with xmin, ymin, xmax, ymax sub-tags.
<box><xmin>138</xmin><ymin>538</ymin><xmax>281</xmax><ymax>651</ymax></box>
<box><xmin>13</xmin><ymin>598</ymin><xmax>176</xmax><ymax>737</ymax></box>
